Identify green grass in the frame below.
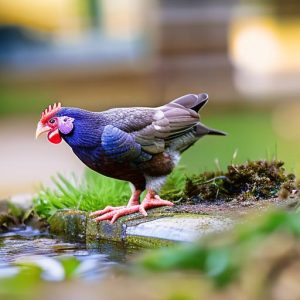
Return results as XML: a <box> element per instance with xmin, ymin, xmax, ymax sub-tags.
<box><xmin>33</xmin><ymin>167</ymin><xmax>188</xmax><ymax>219</ymax></box>
<box><xmin>33</xmin><ymin>169</ymin><xmax>132</xmax><ymax>219</ymax></box>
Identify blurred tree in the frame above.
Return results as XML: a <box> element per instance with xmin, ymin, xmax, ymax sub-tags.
<box><xmin>87</xmin><ymin>0</ymin><xmax>102</xmax><ymax>29</ymax></box>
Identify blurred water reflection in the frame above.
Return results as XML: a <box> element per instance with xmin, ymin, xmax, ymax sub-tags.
<box><xmin>0</xmin><ymin>226</ymin><xmax>138</xmax><ymax>281</ymax></box>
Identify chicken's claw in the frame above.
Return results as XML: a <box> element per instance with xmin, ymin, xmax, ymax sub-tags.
<box><xmin>92</xmin><ymin>205</ymin><xmax>140</xmax><ymax>224</ymax></box>
<box><xmin>90</xmin><ymin>205</ymin><xmax>125</xmax><ymax>217</ymax></box>
<box><xmin>90</xmin><ymin>195</ymin><xmax>173</xmax><ymax>224</ymax></box>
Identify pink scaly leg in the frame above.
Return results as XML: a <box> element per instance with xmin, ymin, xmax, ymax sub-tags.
<box><xmin>138</xmin><ymin>190</ymin><xmax>174</xmax><ymax>216</ymax></box>
<box><xmin>90</xmin><ymin>190</ymin><xmax>141</xmax><ymax>218</ymax></box>
<box><xmin>90</xmin><ymin>189</ymin><xmax>173</xmax><ymax>224</ymax></box>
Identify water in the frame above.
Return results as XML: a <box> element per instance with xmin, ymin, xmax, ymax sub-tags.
<box><xmin>0</xmin><ymin>227</ymin><xmax>139</xmax><ymax>281</ymax></box>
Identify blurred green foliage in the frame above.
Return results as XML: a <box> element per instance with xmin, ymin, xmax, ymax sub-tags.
<box><xmin>0</xmin><ymin>266</ymin><xmax>42</xmax><ymax>299</ymax></box>
<box><xmin>138</xmin><ymin>209</ymin><xmax>300</xmax><ymax>287</ymax></box>
<box><xmin>0</xmin><ymin>256</ymin><xmax>85</xmax><ymax>299</ymax></box>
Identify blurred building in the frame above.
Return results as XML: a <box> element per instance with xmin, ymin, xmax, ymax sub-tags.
<box><xmin>0</xmin><ymin>0</ymin><xmax>238</xmax><ymax>109</ymax></box>
<box><xmin>0</xmin><ymin>0</ymin><xmax>158</xmax><ymax>109</ymax></box>
<box><xmin>1</xmin><ymin>0</ymin><xmax>300</xmax><ymax>108</ymax></box>
<box><xmin>229</xmin><ymin>0</ymin><xmax>300</xmax><ymax>99</ymax></box>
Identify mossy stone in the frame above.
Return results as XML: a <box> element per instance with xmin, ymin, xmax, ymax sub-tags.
<box><xmin>0</xmin><ymin>213</ymin><xmax>18</xmax><ymax>232</ymax></box>
<box><xmin>86</xmin><ymin>218</ymin><xmax>125</xmax><ymax>244</ymax></box>
<box><xmin>49</xmin><ymin>209</ymin><xmax>87</xmax><ymax>243</ymax></box>
<box><xmin>125</xmin><ymin>236</ymin><xmax>175</xmax><ymax>249</ymax></box>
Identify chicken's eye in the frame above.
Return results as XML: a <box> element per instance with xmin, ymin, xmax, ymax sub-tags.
<box><xmin>49</xmin><ymin>118</ymin><xmax>56</xmax><ymax>124</ymax></box>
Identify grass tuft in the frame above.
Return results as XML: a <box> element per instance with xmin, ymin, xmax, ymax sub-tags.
<box><xmin>33</xmin><ymin>169</ymin><xmax>131</xmax><ymax>219</ymax></box>
<box><xmin>33</xmin><ymin>167</ymin><xmax>187</xmax><ymax>219</ymax></box>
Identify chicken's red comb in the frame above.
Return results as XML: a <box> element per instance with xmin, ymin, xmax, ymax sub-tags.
<box><xmin>40</xmin><ymin>102</ymin><xmax>62</xmax><ymax>124</ymax></box>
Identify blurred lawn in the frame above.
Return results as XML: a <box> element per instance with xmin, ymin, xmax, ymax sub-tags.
<box><xmin>0</xmin><ymin>85</ymin><xmax>50</xmax><ymax>116</ymax></box>
<box><xmin>182</xmin><ymin>108</ymin><xmax>300</xmax><ymax>175</ymax></box>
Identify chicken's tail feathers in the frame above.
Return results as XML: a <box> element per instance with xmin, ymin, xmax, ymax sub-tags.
<box><xmin>171</xmin><ymin>93</ymin><xmax>208</xmax><ymax>113</ymax></box>
<box><xmin>207</xmin><ymin>129</ymin><xmax>227</xmax><ymax>136</ymax></box>
<box><xmin>196</xmin><ymin>122</ymin><xmax>227</xmax><ymax>137</ymax></box>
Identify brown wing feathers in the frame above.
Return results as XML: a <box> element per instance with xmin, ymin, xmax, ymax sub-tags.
<box><xmin>104</xmin><ymin>93</ymin><xmax>225</xmax><ymax>155</ymax></box>
<box><xmin>169</xmin><ymin>93</ymin><xmax>208</xmax><ymax>112</ymax></box>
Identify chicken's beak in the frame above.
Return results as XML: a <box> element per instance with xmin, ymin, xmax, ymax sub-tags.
<box><xmin>36</xmin><ymin>122</ymin><xmax>51</xmax><ymax>139</ymax></box>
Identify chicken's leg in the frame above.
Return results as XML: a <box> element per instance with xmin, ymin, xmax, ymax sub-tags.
<box><xmin>90</xmin><ymin>190</ymin><xmax>173</xmax><ymax>224</ymax></box>
<box><xmin>90</xmin><ymin>189</ymin><xmax>141</xmax><ymax>217</ymax></box>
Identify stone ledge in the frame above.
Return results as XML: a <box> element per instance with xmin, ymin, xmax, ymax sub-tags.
<box><xmin>49</xmin><ymin>207</ymin><xmax>235</xmax><ymax>248</ymax></box>
<box><xmin>48</xmin><ymin>198</ymin><xmax>300</xmax><ymax>248</ymax></box>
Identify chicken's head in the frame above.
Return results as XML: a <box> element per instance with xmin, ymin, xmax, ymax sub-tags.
<box><xmin>36</xmin><ymin>103</ymin><xmax>74</xmax><ymax>144</ymax></box>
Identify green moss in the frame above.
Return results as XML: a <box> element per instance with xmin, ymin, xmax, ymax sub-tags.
<box><xmin>126</xmin><ymin>236</ymin><xmax>175</xmax><ymax>249</ymax></box>
<box><xmin>169</xmin><ymin>160</ymin><xmax>297</xmax><ymax>203</ymax></box>
<box><xmin>48</xmin><ymin>210</ymin><xmax>87</xmax><ymax>243</ymax></box>
<box><xmin>86</xmin><ymin>218</ymin><xmax>124</xmax><ymax>243</ymax></box>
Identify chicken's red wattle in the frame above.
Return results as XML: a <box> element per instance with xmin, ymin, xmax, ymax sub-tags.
<box><xmin>48</xmin><ymin>129</ymin><xmax>62</xmax><ymax>144</ymax></box>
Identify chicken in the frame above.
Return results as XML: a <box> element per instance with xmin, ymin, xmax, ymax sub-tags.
<box><xmin>36</xmin><ymin>93</ymin><xmax>226</xmax><ymax>223</ymax></box>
